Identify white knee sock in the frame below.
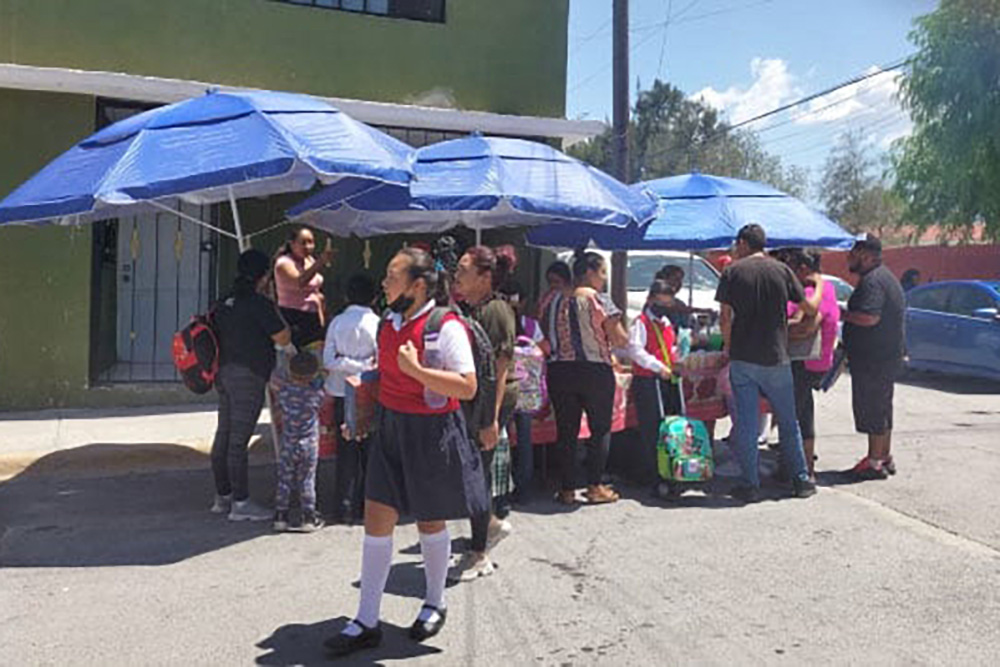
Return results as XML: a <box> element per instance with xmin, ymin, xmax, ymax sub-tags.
<box><xmin>351</xmin><ymin>534</ymin><xmax>393</xmax><ymax>632</ymax></box>
<box><xmin>419</xmin><ymin>528</ymin><xmax>451</xmax><ymax>615</ymax></box>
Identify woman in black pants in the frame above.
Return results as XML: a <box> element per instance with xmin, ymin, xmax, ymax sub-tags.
<box><xmin>211</xmin><ymin>249</ymin><xmax>292</xmax><ymax>522</ymax></box>
<box><xmin>449</xmin><ymin>244</ymin><xmax>519</xmax><ymax>582</ymax></box>
<box><xmin>543</xmin><ymin>251</ymin><xmax>629</xmax><ymax>505</ymax></box>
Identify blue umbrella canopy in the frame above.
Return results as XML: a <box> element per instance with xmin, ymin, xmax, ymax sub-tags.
<box><xmin>287</xmin><ymin>135</ymin><xmax>657</xmax><ymax>237</ymax></box>
<box><xmin>526</xmin><ymin>172</ymin><xmax>855</xmax><ymax>250</ymax></box>
<box><xmin>0</xmin><ymin>89</ymin><xmax>414</xmax><ymax>241</ymax></box>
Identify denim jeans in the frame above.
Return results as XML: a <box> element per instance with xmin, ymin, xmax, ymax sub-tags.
<box><xmin>729</xmin><ymin>360</ymin><xmax>809</xmax><ymax>488</ymax></box>
<box><xmin>512</xmin><ymin>411</ymin><xmax>534</xmax><ymax>497</ymax></box>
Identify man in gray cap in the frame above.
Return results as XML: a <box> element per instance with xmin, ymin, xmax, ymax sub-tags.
<box><xmin>842</xmin><ymin>234</ymin><xmax>906</xmax><ymax>480</ymax></box>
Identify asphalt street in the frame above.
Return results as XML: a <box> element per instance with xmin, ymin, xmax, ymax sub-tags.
<box><xmin>1</xmin><ymin>372</ymin><xmax>999</xmax><ymax>666</ymax></box>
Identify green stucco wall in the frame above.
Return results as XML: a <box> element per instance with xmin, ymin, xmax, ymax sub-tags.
<box><xmin>0</xmin><ymin>90</ymin><xmax>94</xmax><ymax>408</ymax></box>
<box><xmin>0</xmin><ymin>0</ymin><xmax>569</xmax><ymax>409</ymax></box>
<box><xmin>0</xmin><ymin>0</ymin><xmax>568</xmax><ymax>117</ymax></box>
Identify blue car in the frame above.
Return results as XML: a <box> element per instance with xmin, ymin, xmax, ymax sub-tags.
<box><xmin>905</xmin><ymin>280</ymin><xmax>1000</xmax><ymax>381</ymax></box>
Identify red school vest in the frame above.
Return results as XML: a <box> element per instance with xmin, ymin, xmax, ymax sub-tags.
<box><xmin>633</xmin><ymin>312</ymin><xmax>677</xmax><ymax>378</ymax></box>
<box><xmin>377</xmin><ymin>309</ymin><xmax>463</xmax><ymax>415</ymax></box>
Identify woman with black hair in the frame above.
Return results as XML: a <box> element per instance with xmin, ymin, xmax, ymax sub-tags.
<box><xmin>211</xmin><ymin>249</ymin><xmax>292</xmax><ymax>522</ymax></box>
<box><xmin>325</xmin><ymin>247</ymin><xmax>486</xmax><ymax>658</ymax></box>
<box><xmin>274</xmin><ymin>226</ymin><xmax>335</xmax><ymax>348</ymax></box>
<box><xmin>629</xmin><ymin>280</ymin><xmax>682</xmax><ymax>486</ymax></box>
<box><xmin>449</xmin><ymin>244</ymin><xmax>518</xmax><ymax>583</ymax></box>
<box><xmin>542</xmin><ymin>250</ymin><xmax>629</xmax><ymax>505</ymax></box>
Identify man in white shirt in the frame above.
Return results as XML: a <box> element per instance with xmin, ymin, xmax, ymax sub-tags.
<box><xmin>323</xmin><ymin>274</ymin><xmax>380</xmax><ymax>523</ymax></box>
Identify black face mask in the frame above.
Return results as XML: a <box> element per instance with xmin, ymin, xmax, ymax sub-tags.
<box><xmin>648</xmin><ymin>303</ymin><xmax>671</xmax><ymax>319</ymax></box>
<box><xmin>388</xmin><ymin>294</ymin><xmax>415</xmax><ymax>314</ymax></box>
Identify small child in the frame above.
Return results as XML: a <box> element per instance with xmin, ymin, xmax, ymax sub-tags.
<box><xmin>273</xmin><ymin>351</ymin><xmax>326</xmax><ymax>532</ymax></box>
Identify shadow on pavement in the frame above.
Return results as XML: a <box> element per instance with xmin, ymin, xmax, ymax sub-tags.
<box><xmin>350</xmin><ymin>561</ymin><xmax>428</xmax><ymax>601</ymax></box>
<box><xmin>0</xmin><ymin>437</ymin><xmax>342</xmax><ymax>568</ymax></box>
<box><xmin>897</xmin><ymin>370</ymin><xmax>1000</xmax><ymax>395</ymax></box>
<box><xmin>256</xmin><ymin>616</ymin><xmax>441</xmax><ymax>666</ymax></box>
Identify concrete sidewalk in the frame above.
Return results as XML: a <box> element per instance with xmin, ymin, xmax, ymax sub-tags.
<box><xmin>0</xmin><ymin>404</ymin><xmax>275</xmax><ymax>480</ymax></box>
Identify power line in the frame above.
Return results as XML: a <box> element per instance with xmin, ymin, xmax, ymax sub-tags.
<box><xmin>773</xmin><ymin>114</ymin><xmax>912</xmax><ymax>161</ymax></box>
<box><xmin>569</xmin><ymin>16</ymin><xmax>671</xmax><ymax>93</ymax></box>
<box><xmin>762</xmin><ymin>100</ymin><xmax>908</xmax><ymax>147</ymax></box>
<box><xmin>753</xmin><ymin>69</ymin><xmax>901</xmax><ymax>136</ymax></box>
<box><xmin>638</xmin><ymin>57</ymin><xmax>912</xmax><ymax>164</ymax></box>
<box><xmin>721</xmin><ymin>58</ymin><xmax>910</xmax><ymax>134</ymax></box>
<box><xmin>656</xmin><ymin>0</ymin><xmax>674</xmax><ymax>81</ymax></box>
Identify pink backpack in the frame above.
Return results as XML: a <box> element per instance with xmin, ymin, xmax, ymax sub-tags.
<box><xmin>513</xmin><ymin>335</ymin><xmax>546</xmax><ymax>413</ymax></box>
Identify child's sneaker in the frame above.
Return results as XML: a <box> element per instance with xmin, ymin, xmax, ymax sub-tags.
<box><xmin>291</xmin><ymin>511</ymin><xmax>325</xmax><ymax>533</ymax></box>
<box><xmin>228</xmin><ymin>499</ymin><xmax>272</xmax><ymax>522</ymax></box>
<box><xmin>273</xmin><ymin>510</ymin><xmax>290</xmax><ymax>532</ymax></box>
<box><xmin>210</xmin><ymin>494</ymin><xmax>232</xmax><ymax>514</ymax></box>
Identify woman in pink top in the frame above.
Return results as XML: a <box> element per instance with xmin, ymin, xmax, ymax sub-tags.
<box><xmin>274</xmin><ymin>227</ymin><xmax>335</xmax><ymax>348</ymax></box>
<box><xmin>786</xmin><ymin>250</ymin><xmax>839</xmax><ymax>480</ymax></box>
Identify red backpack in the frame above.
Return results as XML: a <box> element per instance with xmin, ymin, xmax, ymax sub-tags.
<box><xmin>172</xmin><ymin>312</ymin><xmax>220</xmax><ymax>394</ymax></box>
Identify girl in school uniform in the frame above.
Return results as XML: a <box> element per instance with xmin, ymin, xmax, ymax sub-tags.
<box><xmin>324</xmin><ymin>247</ymin><xmax>487</xmax><ymax>658</ymax></box>
<box><xmin>629</xmin><ymin>279</ymin><xmax>683</xmax><ymax>487</ymax></box>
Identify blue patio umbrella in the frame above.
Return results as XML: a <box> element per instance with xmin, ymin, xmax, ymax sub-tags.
<box><xmin>286</xmin><ymin>135</ymin><xmax>658</xmax><ymax>239</ymax></box>
<box><xmin>526</xmin><ymin>172</ymin><xmax>855</xmax><ymax>250</ymax></box>
<box><xmin>0</xmin><ymin>89</ymin><xmax>414</xmax><ymax>247</ymax></box>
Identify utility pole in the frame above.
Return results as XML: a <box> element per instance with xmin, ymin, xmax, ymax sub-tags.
<box><xmin>611</xmin><ymin>0</ymin><xmax>630</xmax><ymax>312</ymax></box>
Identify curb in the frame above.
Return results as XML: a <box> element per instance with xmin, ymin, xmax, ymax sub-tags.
<box><xmin>0</xmin><ymin>436</ymin><xmax>278</xmax><ymax>482</ymax></box>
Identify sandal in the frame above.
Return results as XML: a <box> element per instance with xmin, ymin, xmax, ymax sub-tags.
<box><xmin>554</xmin><ymin>490</ymin><xmax>578</xmax><ymax>505</ymax></box>
<box><xmin>585</xmin><ymin>485</ymin><xmax>620</xmax><ymax>504</ymax></box>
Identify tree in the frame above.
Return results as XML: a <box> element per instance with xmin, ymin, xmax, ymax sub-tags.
<box><xmin>820</xmin><ymin>130</ymin><xmax>904</xmax><ymax>235</ymax></box>
<box><xmin>892</xmin><ymin>0</ymin><xmax>1000</xmax><ymax>239</ymax></box>
<box><xmin>570</xmin><ymin>80</ymin><xmax>809</xmax><ymax>197</ymax></box>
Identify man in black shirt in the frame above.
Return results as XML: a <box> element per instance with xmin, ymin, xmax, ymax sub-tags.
<box><xmin>715</xmin><ymin>224</ymin><xmax>821</xmax><ymax>501</ymax></box>
<box><xmin>842</xmin><ymin>235</ymin><xmax>905</xmax><ymax>480</ymax></box>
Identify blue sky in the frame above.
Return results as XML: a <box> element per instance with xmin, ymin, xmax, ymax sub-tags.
<box><xmin>567</xmin><ymin>0</ymin><xmax>938</xmax><ymax>186</ymax></box>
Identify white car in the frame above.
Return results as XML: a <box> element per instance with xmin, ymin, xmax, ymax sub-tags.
<box><xmin>823</xmin><ymin>273</ymin><xmax>853</xmax><ymax>311</ymax></box>
<box><xmin>559</xmin><ymin>249</ymin><xmax>721</xmax><ymax>322</ymax></box>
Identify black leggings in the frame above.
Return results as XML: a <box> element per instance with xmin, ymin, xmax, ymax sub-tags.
<box><xmin>792</xmin><ymin>361</ymin><xmax>824</xmax><ymax>441</ymax></box>
<box><xmin>212</xmin><ymin>365</ymin><xmax>267</xmax><ymax>502</ymax></box>
<box><xmin>548</xmin><ymin>361</ymin><xmax>616</xmax><ymax>491</ymax></box>
<box><xmin>332</xmin><ymin>398</ymin><xmax>368</xmax><ymax>521</ymax></box>
<box><xmin>470</xmin><ymin>405</ymin><xmax>514</xmax><ymax>553</ymax></box>
<box><xmin>632</xmin><ymin>375</ymin><xmax>682</xmax><ymax>485</ymax></box>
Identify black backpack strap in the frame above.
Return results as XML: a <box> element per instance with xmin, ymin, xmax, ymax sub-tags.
<box><xmin>424</xmin><ymin>306</ymin><xmax>451</xmax><ymax>337</ymax></box>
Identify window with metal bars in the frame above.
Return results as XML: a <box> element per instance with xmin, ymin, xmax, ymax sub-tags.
<box><xmin>271</xmin><ymin>0</ymin><xmax>445</xmax><ymax>23</ymax></box>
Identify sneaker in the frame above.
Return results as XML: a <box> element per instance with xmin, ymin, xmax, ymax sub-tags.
<box><xmin>210</xmin><ymin>494</ymin><xmax>232</xmax><ymax>514</ymax></box>
<box><xmin>849</xmin><ymin>457</ymin><xmax>888</xmax><ymax>481</ymax></box>
<box><xmin>228</xmin><ymin>499</ymin><xmax>272</xmax><ymax>522</ymax></box>
<box><xmin>883</xmin><ymin>455</ymin><xmax>898</xmax><ymax>476</ymax></box>
<box><xmin>324</xmin><ymin>620</ymin><xmax>382</xmax><ymax>658</ymax></box>
<box><xmin>729</xmin><ymin>485</ymin><xmax>760</xmax><ymax>504</ymax></box>
<box><xmin>485</xmin><ymin>519</ymin><xmax>513</xmax><ymax>552</ymax></box>
<box><xmin>290</xmin><ymin>510</ymin><xmax>325</xmax><ymax>533</ymax></box>
<box><xmin>448</xmin><ymin>552</ymin><xmax>495</xmax><ymax>583</ymax></box>
<box><xmin>584</xmin><ymin>484</ymin><xmax>620</xmax><ymax>504</ymax></box>
<box><xmin>273</xmin><ymin>510</ymin><xmax>290</xmax><ymax>532</ymax></box>
<box><xmin>791</xmin><ymin>478</ymin><xmax>817</xmax><ymax>499</ymax></box>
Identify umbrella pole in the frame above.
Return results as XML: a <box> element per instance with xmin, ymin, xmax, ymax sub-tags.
<box><xmin>228</xmin><ymin>186</ymin><xmax>247</xmax><ymax>251</ymax></box>
<box><xmin>475</xmin><ymin>227</ymin><xmax>482</xmax><ymax>246</ymax></box>
<box><xmin>688</xmin><ymin>252</ymin><xmax>694</xmax><ymax>308</ymax></box>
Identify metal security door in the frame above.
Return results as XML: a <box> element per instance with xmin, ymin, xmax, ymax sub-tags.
<box><xmin>110</xmin><ymin>205</ymin><xmax>215</xmax><ymax>382</ymax></box>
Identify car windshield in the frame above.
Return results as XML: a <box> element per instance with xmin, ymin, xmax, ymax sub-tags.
<box><xmin>627</xmin><ymin>256</ymin><xmax>719</xmax><ymax>292</ymax></box>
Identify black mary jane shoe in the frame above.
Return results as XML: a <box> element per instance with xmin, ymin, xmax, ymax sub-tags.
<box><xmin>409</xmin><ymin>604</ymin><xmax>447</xmax><ymax>642</ymax></box>
<box><xmin>323</xmin><ymin>620</ymin><xmax>382</xmax><ymax>658</ymax></box>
